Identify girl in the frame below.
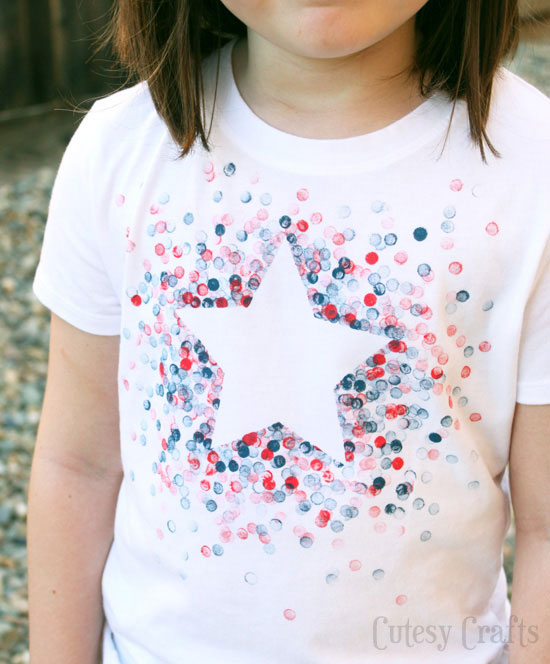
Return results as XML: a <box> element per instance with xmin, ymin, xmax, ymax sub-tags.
<box><xmin>27</xmin><ymin>1</ymin><xmax>550</xmax><ymax>663</ymax></box>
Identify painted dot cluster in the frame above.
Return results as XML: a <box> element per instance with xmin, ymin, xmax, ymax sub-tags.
<box><xmin>119</xmin><ymin>166</ymin><xmax>495</xmax><ymax>619</ymax></box>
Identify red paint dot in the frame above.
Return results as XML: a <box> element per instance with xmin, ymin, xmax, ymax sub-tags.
<box><xmin>470</xmin><ymin>413</ymin><xmax>482</xmax><ymax>422</ymax></box>
<box><xmin>374</xmin><ymin>435</ymin><xmax>386</xmax><ymax>448</ymax></box>
<box><xmin>322</xmin><ymin>304</ymin><xmax>338</xmax><ymax>320</ymax></box>
<box><xmin>285</xmin><ymin>476</ymin><xmax>299</xmax><ymax>490</ymax></box>
<box><xmin>394</xmin><ymin>251</ymin><xmax>408</xmax><ymax>265</ymax></box>
<box><xmin>154</xmin><ymin>243</ymin><xmax>165</xmax><ymax>256</ymax></box>
<box><xmin>364</xmin><ymin>293</ymin><xmax>377</xmax><ymax>306</ymax></box>
<box><xmin>344</xmin><ymin>313</ymin><xmax>357</xmax><ymax>326</ymax></box>
<box><xmin>243</xmin><ymin>432</ymin><xmax>258</xmax><ymax>446</ymax></box>
<box><xmin>263</xmin><ymin>477</ymin><xmax>276</xmax><ymax>491</ymax></box>
<box><xmin>297</xmin><ymin>188</ymin><xmax>309</xmax><ymax>201</ymax></box>
<box><xmin>485</xmin><ymin>221</ymin><xmax>499</xmax><ymax>236</ymax></box>
<box><xmin>431</xmin><ymin>366</ymin><xmax>444</xmax><ymax>380</ymax></box>
<box><xmin>479</xmin><ymin>341</ymin><xmax>491</xmax><ymax>352</ymax></box>
<box><xmin>396</xmin><ymin>594</ymin><xmax>408</xmax><ymax>605</ymax></box>
<box><xmin>365</xmin><ymin>251</ymin><xmax>379</xmax><ymax>265</ymax></box>
<box><xmin>284</xmin><ymin>609</ymin><xmax>296</xmax><ymax>621</ymax></box>
<box><xmin>310</xmin><ymin>212</ymin><xmax>323</xmax><ymax>225</ymax></box>
<box><xmin>449</xmin><ymin>261</ymin><xmax>462</xmax><ymax>275</ymax></box>
<box><xmin>450</xmin><ymin>179</ymin><xmax>463</xmax><ymax>192</ymax></box>
<box><xmin>367</xmin><ymin>366</ymin><xmax>385</xmax><ymax>380</ymax></box>
<box><xmin>461</xmin><ymin>366</ymin><xmax>471</xmax><ymax>378</ymax></box>
<box><xmin>130</xmin><ymin>294</ymin><xmax>142</xmax><ymax>306</ymax></box>
<box><xmin>392</xmin><ymin>457</ymin><xmax>404</xmax><ymax>470</ymax></box>
<box><xmin>297</xmin><ymin>219</ymin><xmax>309</xmax><ymax>232</ymax></box>
<box><xmin>200</xmin><ymin>545</ymin><xmax>211</xmax><ymax>557</ymax></box>
<box><xmin>216</xmin><ymin>297</ymin><xmax>228</xmax><ymax>308</ymax></box>
<box><xmin>349</xmin><ymin>559</ymin><xmax>362</xmax><ymax>571</ymax></box>
<box><xmin>315</xmin><ymin>514</ymin><xmax>329</xmax><ymax>528</ymax></box>
<box><xmin>332</xmin><ymin>233</ymin><xmax>345</xmax><ymax>245</ymax></box>
<box><xmin>369</xmin><ymin>506</ymin><xmax>381</xmax><ymax>518</ymax></box>
<box><xmin>447</xmin><ymin>325</ymin><xmax>457</xmax><ymax>336</ymax></box>
<box><xmin>388</xmin><ymin>339</ymin><xmax>407</xmax><ymax>353</ymax></box>
<box><xmin>261</xmin><ymin>448</ymin><xmax>274</xmax><ymax>461</ymax></box>
<box><xmin>373</xmin><ymin>353</ymin><xmax>386</xmax><ymax>365</ymax></box>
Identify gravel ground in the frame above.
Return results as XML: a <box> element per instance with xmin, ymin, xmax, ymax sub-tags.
<box><xmin>0</xmin><ymin>26</ymin><xmax>548</xmax><ymax>663</ymax></box>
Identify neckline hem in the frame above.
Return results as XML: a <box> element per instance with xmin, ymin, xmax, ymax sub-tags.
<box><xmin>212</xmin><ymin>38</ymin><xmax>455</xmax><ymax>175</ymax></box>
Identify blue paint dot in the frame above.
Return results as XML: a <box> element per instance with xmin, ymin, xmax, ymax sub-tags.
<box><xmin>413</xmin><ymin>227</ymin><xmax>428</xmax><ymax>241</ymax></box>
<box><xmin>223</xmin><ymin>162</ymin><xmax>236</xmax><ymax>176</ymax></box>
<box><xmin>212</xmin><ymin>191</ymin><xmax>222</xmax><ymax>202</ymax></box>
<box><xmin>240</xmin><ymin>191</ymin><xmax>252</xmax><ymax>203</ymax></box>
<box><xmin>167</xmin><ymin>520</ymin><xmax>176</xmax><ymax>533</ymax></box>
<box><xmin>244</xmin><ymin>572</ymin><xmax>257</xmax><ymax>584</ymax></box>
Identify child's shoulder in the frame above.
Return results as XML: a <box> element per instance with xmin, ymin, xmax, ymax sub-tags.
<box><xmin>65</xmin><ymin>80</ymin><xmax>175</xmax><ymax>171</ymax></box>
<box><xmin>490</xmin><ymin>67</ymin><xmax>550</xmax><ymax>143</ymax></box>
<box><xmin>86</xmin><ymin>80</ymin><xmax>157</xmax><ymax>130</ymax></box>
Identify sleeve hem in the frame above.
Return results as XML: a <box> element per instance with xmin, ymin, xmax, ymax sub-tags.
<box><xmin>32</xmin><ymin>272</ymin><xmax>121</xmax><ymax>337</ymax></box>
<box><xmin>516</xmin><ymin>381</ymin><xmax>550</xmax><ymax>405</ymax></box>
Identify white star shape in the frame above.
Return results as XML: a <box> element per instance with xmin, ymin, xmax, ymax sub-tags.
<box><xmin>177</xmin><ymin>241</ymin><xmax>388</xmax><ymax>465</ymax></box>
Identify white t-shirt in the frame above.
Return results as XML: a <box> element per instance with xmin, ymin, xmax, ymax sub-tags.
<box><xmin>32</xmin><ymin>38</ymin><xmax>550</xmax><ymax>664</ymax></box>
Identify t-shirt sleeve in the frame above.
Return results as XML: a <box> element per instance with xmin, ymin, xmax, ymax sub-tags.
<box><xmin>515</xmin><ymin>235</ymin><xmax>550</xmax><ymax>404</ymax></box>
<box><xmin>31</xmin><ymin>102</ymin><xmax>121</xmax><ymax>336</ymax></box>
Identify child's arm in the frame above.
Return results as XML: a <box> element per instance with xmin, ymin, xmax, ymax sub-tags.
<box><xmin>508</xmin><ymin>401</ymin><xmax>550</xmax><ymax>664</ymax></box>
<box><xmin>27</xmin><ymin>313</ymin><xmax>123</xmax><ymax>664</ymax></box>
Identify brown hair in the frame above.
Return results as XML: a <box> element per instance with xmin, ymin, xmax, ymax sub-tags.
<box><xmin>95</xmin><ymin>0</ymin><xmax>520</xmax><ymax>162</ymax></box>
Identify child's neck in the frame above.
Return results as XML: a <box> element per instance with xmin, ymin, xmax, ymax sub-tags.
<box><xmin>232</xmin><ymin>20</ymin><xmax>426</xmax><ymax>140</ymax></box>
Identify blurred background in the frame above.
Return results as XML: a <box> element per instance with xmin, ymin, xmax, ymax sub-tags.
<box><xmin>0</xmin><ymin>1</ymin><xmax>549</xmax><ymax>662</ymax></box>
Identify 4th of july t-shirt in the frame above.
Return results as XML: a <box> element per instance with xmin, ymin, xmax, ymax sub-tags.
<box><xmin>32</xmin><ymin>38</ymin><xmax>550</xmax><ymax>664</ymax></box>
